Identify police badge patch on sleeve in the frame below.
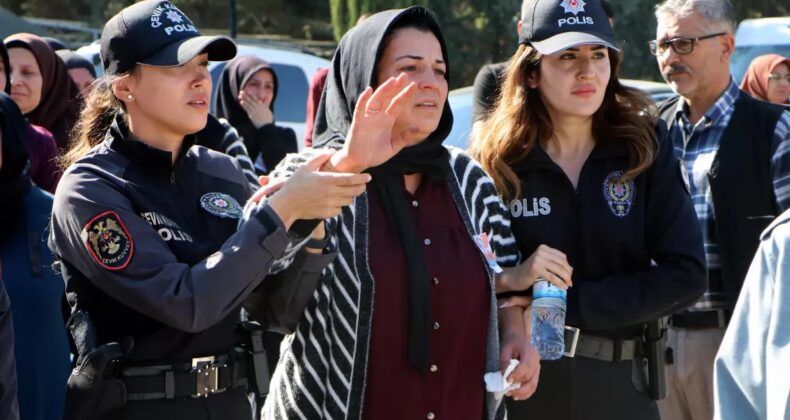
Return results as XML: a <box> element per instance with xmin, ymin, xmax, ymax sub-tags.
<box><xmin>200</xmin><ymin>192</ymin><xmax>243</xmax><ymax>219</ymax></box>
<box><xmin>80</xmin><ymin>211</ymin><xmax>134</xmax><ymax>270</ymax></box>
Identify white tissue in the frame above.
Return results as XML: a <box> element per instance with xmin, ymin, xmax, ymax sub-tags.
<box><xmin>484</xmin><ymin>359</ymin><xmax>522</xmax><ymax>398</ymax></box>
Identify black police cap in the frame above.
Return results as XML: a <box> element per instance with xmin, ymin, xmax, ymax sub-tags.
<box><xmin>100</xmin><ymin>0</ymin><xmax>236</xmax><ymax>76</ymax></box>
<box><xmin>519</xmin><ymin>0</ymin><xmax>619</xmax><ymax>55</ymax></box>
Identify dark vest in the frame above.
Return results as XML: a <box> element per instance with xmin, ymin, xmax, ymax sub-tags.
<box><xmin>658</xmin><ymin>91</ymin><xmax>785</xmax><ymax>307</ymax></box>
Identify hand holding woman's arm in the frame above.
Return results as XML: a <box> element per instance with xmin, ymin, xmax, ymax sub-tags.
<box><xmin>496</xmin><ymin>244</ymin><xmax>573</xmax><ymax>292</ymax></box>
<box><xmin>253</xmin><ymin>152</ymin><xmax>371</xmax><ymax>229</ymax></box>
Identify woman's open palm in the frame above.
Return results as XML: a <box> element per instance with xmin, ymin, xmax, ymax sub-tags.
<box><xmin>342</xmin><ymin>72</ymin><xmax>418</xmax><ymax>171</ymax></box>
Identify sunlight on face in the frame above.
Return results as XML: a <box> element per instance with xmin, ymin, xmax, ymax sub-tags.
<box><xmin>124</xmin><ymin>53</ymin><xmax>212</xmax><ymax>139</ymax></box>
<box><xmin>376</xmin><ymin>27</ymin><xmax>448</xmax><ymax>146</ymax></box>
<box><xmin>534</xmin><ymin>44</ymin><xmax>610</xmax><ymax>121</ymax></box>
<box><xmin>8</xmin><ymin>47</ymin><xmax>43</xmax><ymax>114</ymax></box>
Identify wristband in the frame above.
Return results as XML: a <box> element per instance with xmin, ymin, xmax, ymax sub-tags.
<box><xmin>305</xmin><ymin>234</ymin><xmax>330</xmax><ymax>249</ymax></box>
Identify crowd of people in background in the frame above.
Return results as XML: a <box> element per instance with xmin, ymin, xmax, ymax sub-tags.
<box><xmin>0</xmin><ymin>0</ymin><xmax>788</xmax><ymax>419</ymax></box>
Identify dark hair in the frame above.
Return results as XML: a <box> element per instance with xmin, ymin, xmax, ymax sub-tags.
<box><xmin>471</xmin><ymin>44</ymin><xmax>657</xmax><ymax>200</ymax></box>
<box><xmin>61</xmin><ymin>71</ymin><xmax>133</xmax><ymax>168</ymax></box>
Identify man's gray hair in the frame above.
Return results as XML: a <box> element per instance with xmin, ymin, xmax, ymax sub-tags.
<box><xmin>655</xmin><ymin>0</ymin><xmax>737</xmax><ymax>33</ymax></box>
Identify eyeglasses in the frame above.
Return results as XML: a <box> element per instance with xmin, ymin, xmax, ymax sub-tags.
<box><xmin>648</xmin><ymin>32</ymin><xmax>726</xmax><ymax>56</ymax></box>
<box><xmin>768</xmin><ymin>73</ymin><xmax>790</xmax><ymax>84</ymax></box>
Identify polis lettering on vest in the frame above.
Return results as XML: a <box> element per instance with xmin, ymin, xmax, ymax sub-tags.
<box><xmin>157</xmin><ymin>227</ymin><xmax>193</xmax><ymax>242</ymax></box>
<box><xmin>558</xmin><ymin>16</ymin><xmax>594</xmax><ymax>27</ymax></box>
<box><xmin>510</xmin><ymin>197</ymin><xmax>552</xmax><ymax>218</ymax></box>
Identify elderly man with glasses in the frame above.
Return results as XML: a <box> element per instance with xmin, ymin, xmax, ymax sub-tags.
<box><xmin>649</xmin><ymin>1</ymin><xmax>790</xmax><ymax>419</ymax></box>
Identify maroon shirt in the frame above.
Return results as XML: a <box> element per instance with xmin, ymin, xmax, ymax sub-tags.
<box><xmin>25</xmin><ymin>124</ymin><xmax>61</xmax><ymax>194</ymax></box>
<box><xmin>303</xmin><ymin>67</ymin><xmax>328</xmax><ymax>148</ymax></box>
<box><xmin>363</xmin><ymin>178</ymin><xmax>490</xmax><ymax>420</ymax></box>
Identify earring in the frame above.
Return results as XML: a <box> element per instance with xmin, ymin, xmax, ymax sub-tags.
<box><xmin>127</xmin><ymin>94</ymin><xmax>133</xmax><ymax>100</ymax></box>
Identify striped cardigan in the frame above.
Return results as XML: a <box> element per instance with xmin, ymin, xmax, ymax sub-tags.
<box><xmin>263</xmin><ymin>146</ymin><xmax>521</xmax><ymax>420</ymax></box>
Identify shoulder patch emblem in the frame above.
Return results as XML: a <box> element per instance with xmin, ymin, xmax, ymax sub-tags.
<box><xmin>200</xmin><ymin>192</ymin><xmax>242</xmax><ymax>219</ymax></box>
<box><xmin>81</xmin><ymin>211</ymin><xmax>134</xmax><ymax>270</ymax></box>
<box><xmin>603</xmin><ymin>171</ymin><xmax>636</xmax><ymax>217</ymax></box>
<box><xmin>679</xmin><ymin>160</ymin><xmax>691</xmax><ymax>194</ymax></box>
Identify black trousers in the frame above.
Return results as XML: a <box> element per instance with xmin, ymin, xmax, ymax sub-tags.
<box><xmin>506</xmin><ymin>356</ymin><xmax>659</xmax><ymax>420</ymax></box>
<box><xmin>101</xmin><ymin>387</ymin><xmax>253</xmax><ymax>420</ymax></box>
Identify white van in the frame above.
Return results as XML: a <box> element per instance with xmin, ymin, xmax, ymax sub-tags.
<box><xmin>732</xmin><ymin>17</ymin><xmax>790</xmax><ymax>83</ymax></box>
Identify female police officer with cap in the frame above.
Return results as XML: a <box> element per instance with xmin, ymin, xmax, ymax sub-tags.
<box><xmin>472</xmin><ymin>0</ymin><xmax>707</xmax><ymax>418</ymax></box>
<box><xmin>48</xmin><ymin>1</ymin><xmax>370</xmax><ymax>419</ymax></box>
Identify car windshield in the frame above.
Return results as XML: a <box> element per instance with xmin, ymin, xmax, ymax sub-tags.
<box><xmin>209</xmin><ymin>62</ymin><xmax>308</xmax><ymax>124</ymax></box>
<box><xmin>731</xmin><ymin>45</ymin><xmax>790</xmax><ymax>84</ymax></box>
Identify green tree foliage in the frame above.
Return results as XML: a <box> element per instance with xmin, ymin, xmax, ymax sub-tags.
<box><xmin>327</xmin><ymin>0</ymin><xmax>789</xmax><ymax>87</ymax></box>
<box><xmin>0</xmin><ymin>0</ymin><xmax>786</xmax><ymax>86</ymax></box>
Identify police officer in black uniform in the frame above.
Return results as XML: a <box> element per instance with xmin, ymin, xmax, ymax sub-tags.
<box><xmin>48</xmin><ymin>1</ymin><xmax>370</xmax><ymax>419</ymax></box>
<box><xmin>472</xmin><ymin>1</ymin><xmax>707</xmax><ymax>419</ymax></box>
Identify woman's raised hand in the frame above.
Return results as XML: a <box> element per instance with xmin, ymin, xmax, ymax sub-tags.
<box><xmin>331</xmin><ymin>72</ymin><xmax>418</xmax><ymax>173</ymax></box>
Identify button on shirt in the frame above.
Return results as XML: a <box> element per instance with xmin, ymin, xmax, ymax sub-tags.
<box><xmin>363</xmin><ymin>179</ymin><xmax>490</xmax><ymax>420</ymax></box>
<box><xmin>668</xmin><ymin>79</ymin><xmax>790</xmax><ymax>310</ymax></box>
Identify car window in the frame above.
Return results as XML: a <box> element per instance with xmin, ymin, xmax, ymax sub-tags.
<box><xmin>731</xmin><ymin>45</ymin><xmax>790</xmax><ymax>84</ymax></box>
<box><xmin>447</xmin><ymin>94</ymin><xmax>473</xmax><ymax>150</ymax></box>
<box><xmin>209</xmin><ymin>62</ymin><xmax>308</xmax><ymax>123</ymax></box>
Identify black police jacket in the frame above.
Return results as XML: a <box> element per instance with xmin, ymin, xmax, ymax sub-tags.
<box><xmin>48</xmin><ymin>117</ymin><xmax>321</xmax><ymax>365</ymax></box>
<box><xmin>508</xmin><ymin>129</ymin><xmax>707</xmax><ymax>337</ymax></box>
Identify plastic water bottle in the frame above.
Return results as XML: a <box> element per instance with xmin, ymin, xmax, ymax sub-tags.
<box><xmin>531</xmin><ymin>279</ymin><xmax>566</xmax><ymax>360</ymax></box>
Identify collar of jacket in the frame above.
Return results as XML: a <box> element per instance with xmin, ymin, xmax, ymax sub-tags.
<box><xmin>513</xmin><ymin>138</ymin><xmax>629</xmax><ymax>174</ymax></box>
<box><xmin>105</xmin><ymin>115</ymin><xmax>197</xmax><ymax>170</ymax></box>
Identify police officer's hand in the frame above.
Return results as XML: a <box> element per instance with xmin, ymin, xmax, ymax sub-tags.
<box><xmin>500</xmin><ymin>244</ymin><xmax>573</xmax><ymax>292</ymax></box>
<box><xmin>324</xmin><ymin>72</ymin><xmax>419</xmax><ymax>173</ymax></box>
<box><xmin>265</xmin><ymin>153</ymin><xmax>371</xmax><ymax>228</ymax></box>
<box><xmin>500</xmin><ymin>332</ymin><xmax>541</xmax><ymax>401</ymax></box>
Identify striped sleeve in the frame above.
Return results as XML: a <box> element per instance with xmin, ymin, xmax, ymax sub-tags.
<box><xmin>448</xmin><ymin>147</ymin><xmax>521</xmax><ymax>267</ymax></box>
<box><xmin>265</xmin><ymin>149</ymin><xmax>333</xmax><ymax>274</ymax></box>
<box><xmin>770</xmin><ymin>111</ymin><xmax>790</xmax><ymax>212</ymax></box>
<box><xmin>217</xmin><ymin>118</ymin><xmax>259</xmax><ymax>189</ymax></box>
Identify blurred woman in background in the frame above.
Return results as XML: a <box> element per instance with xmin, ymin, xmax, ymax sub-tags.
<box><xmin>4</xmin><ymin>33</ymin><xmax>81</xmax><ymax>151</ymax></box>
<box><xmin>216</xmin><ymin>55</ymin><xmax>297</xmax><ymax>174</ymax></box>
<box><xmin>740</xmin><ymin>54</ymin><xmax>790</xmax><ymax>107</ymax></box>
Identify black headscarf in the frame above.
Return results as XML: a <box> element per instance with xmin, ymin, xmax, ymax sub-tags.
<box><xmin>0</xmin><ymin>43</ymin><xmax>10</xmax><ymax>94</ymax></box>
<box><xmin>215</xmin><ymin>55</ymin><xmax>278</xmax><ymax>127</ymax></box>
<box><xmin>0</xmin><ymin>91</ymin><xmax>31</xmax><ymax>237</ymax></box>
<box><xmin>56</xmin><ymin>50</ymin><xmax>97</xmax><ymax>78</ymax></box>
<box><xmin>314</xmin><ymin>6</ymin><xmax>453</xmax><ymax>372</ymax></box>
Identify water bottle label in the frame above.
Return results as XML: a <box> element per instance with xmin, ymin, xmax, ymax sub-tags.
<box><xmin>533</xmin><ymin>280</ymin><xmax>567</xmax><ymax>301</ymax></box>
